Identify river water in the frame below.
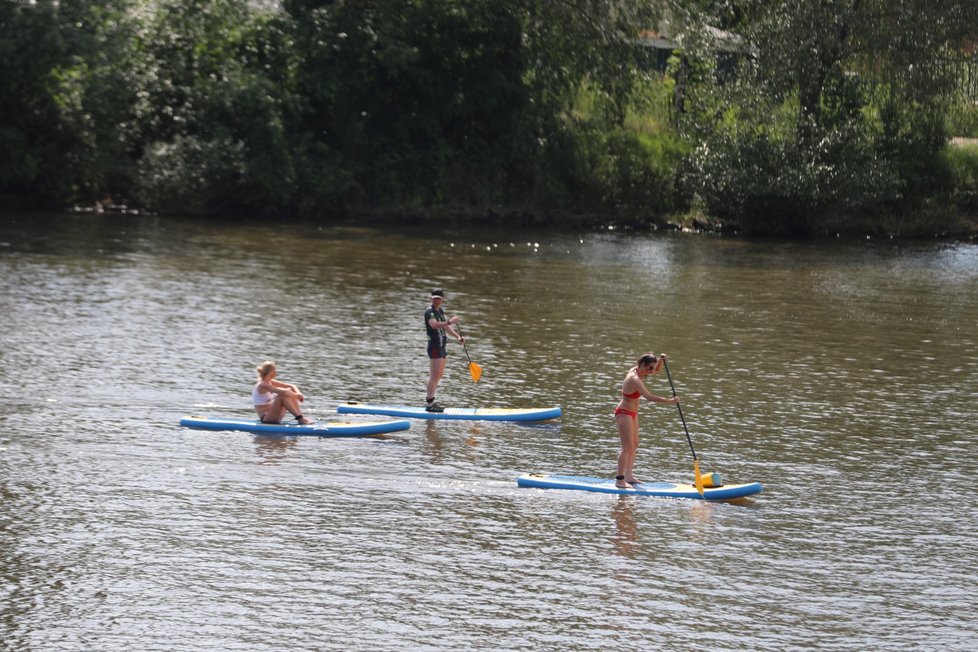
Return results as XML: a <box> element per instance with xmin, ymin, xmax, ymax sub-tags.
<box><xmin>1</xmin><ymin>212</ymin><xmax>975</xmax><ymax>651</ymax></box>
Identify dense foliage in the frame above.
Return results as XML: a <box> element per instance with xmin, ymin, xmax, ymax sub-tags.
<box><xmin>1</xmin><ymin>0</ymin><xmax>976</xmax><ymax>235</ymax></box>
<box><xmin>672</xmin><ymin>0</ymin><xmax>978</xmax><ymax>235</ymax></box>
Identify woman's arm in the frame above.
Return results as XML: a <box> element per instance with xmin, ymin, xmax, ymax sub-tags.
<box><xmin>638</xmin><ymin>381</ymin><xmax>679</xmax><ymax>404</ymax></box>
<box><xmin>269</xmin><ymin>379</ymin><xmax>303</xmax><ymax>399</ymax></box>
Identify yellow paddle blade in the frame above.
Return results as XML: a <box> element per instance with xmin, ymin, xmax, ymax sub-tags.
<box><xmin>469</xmin><ymin>362</ymin><xmax>483</xmax><ymax>383</ymax></box>
<box><xmin>693</xmin><ymin>459</ymin><xmax>705</xmax><ymax>496</ymax></box>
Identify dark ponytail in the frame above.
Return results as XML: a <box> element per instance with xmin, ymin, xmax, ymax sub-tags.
<box><xmin>637</xmin><ymin>353</ymin><xmax>659</xmax><ymax>368</ymax></box>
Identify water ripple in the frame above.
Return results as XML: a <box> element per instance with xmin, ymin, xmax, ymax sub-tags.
<box><xmin>1</xmin><ymin>216</ymin><xmax>976</xmax><ymax>650</ymax></box>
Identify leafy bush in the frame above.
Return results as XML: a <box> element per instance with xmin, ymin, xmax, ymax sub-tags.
<box><xmin>947</xmin><ymin>101</ymin><xmax>978</xmax><ymax>137</ymax></box>
<box><xmin>944</xmin><ymin>142</ymin><xmax>978</xmax><ymax>211</ymax></box>
<box><xmin>681</xmin><ymin>122</ymin><xmax>902</xmax><ymax>235</ymax></box>
<box><xmin>524</xmin><ymin>76</ymin><xmax>686</xmax><ymax>216</ymax></box>
<box><xmin>589</xmin><ymin>128</ymin><xmax>686</xmax><ymax>214</ymax></box>
<box><xmin>135</xmin><ymin>134</ymin><xmax>245</xmax><ymax>215</ymax></box>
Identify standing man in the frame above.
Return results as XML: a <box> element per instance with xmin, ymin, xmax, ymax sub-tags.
<box><xmin>424</xmin><ymin>288</ymin><xmax>463</xmax><ymax>412</ymax></box>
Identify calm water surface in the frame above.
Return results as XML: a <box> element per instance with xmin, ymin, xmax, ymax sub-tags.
<box><xmin>1</xmin><ymin>213</ymin><xmax>976</xmax><ymax>651</ymax></box>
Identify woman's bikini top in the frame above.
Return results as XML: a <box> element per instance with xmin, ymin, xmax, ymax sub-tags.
<box><xmin>621</xmin><ymin>390</ymin><xmax>641</xmax><ymax>399</ymax></box>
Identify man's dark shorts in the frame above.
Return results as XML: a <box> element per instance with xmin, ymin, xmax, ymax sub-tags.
<box><xmin>427</xmin><ymin>341</ymin><xmax>447</xmax><ymax>359</ymax></box>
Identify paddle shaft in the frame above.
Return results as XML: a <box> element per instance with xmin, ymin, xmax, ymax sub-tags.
<box><xmin>455</xmin><ymin>322</ymin><xmax>473</xmax><ymax>365</ymax></box>
<box><xmin>454</xmin><ymin>322</ymin><xmax>483</xmax><ymax>382</ymax></box>
<box><xmin>663</xmin><ymin>358</ymin><xmax>697</xmax><ymax>461</ymax></box>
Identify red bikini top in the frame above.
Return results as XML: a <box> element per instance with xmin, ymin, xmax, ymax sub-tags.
<box><xmin>622</xmin><ymin>390</ymin><xmax>641</xmax><ymax>399</ymax></box>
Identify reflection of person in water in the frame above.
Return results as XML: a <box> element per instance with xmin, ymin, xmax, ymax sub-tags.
<box><xmin>611</xmin><ymin>497</ymin><xmax>639</xmax><ymax>558</ymax></box>
<box><xmin>253</xmin><ymin>435</ymin><xmax>298</xmax><ymax>465</ymax></box>
<box><xmin>424</xmin><ymin>421</ymin><xmax>444</xmax><ymax>457</ymax></box>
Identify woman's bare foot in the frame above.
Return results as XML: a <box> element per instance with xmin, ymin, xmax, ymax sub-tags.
<box><xmin>615</xmin><ymin>475</ymin><xmax>633</xmax><ymax>489</ymax></box>
<box><xmin>296</xmin><ymin>415</ymin><xmax>313</xmax><ymax>425</ymax></box>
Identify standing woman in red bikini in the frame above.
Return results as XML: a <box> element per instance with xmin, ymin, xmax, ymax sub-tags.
<box><xmin>615</xmin><ymin>352</ymin><xmax>680</xmax><ymax>488</ymax></box>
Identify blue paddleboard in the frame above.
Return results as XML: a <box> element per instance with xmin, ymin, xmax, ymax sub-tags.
<box><xmin>517</xmin><ymin>473</ymin><xmax>762</xmax><ymax>501</ymax></box>
<box><xmin>179</xmin><ymin>416</ymin><xmax>411</xmax><ymax>437</ymax></box>
<box><xmin>336</xmin><ymin>402</ymin><xmax>562</xmax><ymax>422</ymax></box>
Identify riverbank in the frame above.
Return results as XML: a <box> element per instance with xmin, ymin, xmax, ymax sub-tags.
<box><xmin>287</xmin><ymin>203</ymin><xmax>978</xmax><ymax>241</ymax></box>
<box><xmin>14</xmin><ymin>194</ymin><xmax>976</xmax><ymax>243</ymax></box>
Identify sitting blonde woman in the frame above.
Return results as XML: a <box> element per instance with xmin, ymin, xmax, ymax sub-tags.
<box><xmin>252</xmin><ymin>360</ymin><xmax>313</xmax><ymax>424</ymax></box>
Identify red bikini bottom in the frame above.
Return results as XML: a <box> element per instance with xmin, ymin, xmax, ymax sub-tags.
<box><xmin>614</xmin><ymin>407</ymin><xmax>637</xmax><ymax>420</ymax></box>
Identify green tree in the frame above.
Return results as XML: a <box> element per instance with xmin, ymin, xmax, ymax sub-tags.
<box><xmin>671</xmin><ymin>0</ymin><xmax>978</xmax><ymax>234</ymax></box>
<box><xmin>282</xmin><ymin>0</ymin><xmax>664</xmax><ymax>213</ymax></box>
<box><xmin>131</xmin><ymin>0</ymin><xmax>295</xmax><ymax>215</ymax></box>
<box><xmin>0</xmin><ymin>0</ymin><xmax>136</xmax><ymax>205</ymax></box>
<box><xmin>282</xmin><ymin>0</ymin><xmax>531</xmax><ymax>210</ymax></box>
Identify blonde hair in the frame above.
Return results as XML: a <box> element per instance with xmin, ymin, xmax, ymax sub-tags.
<box><xmin>256</xmin><ymin>360</ymin><xmax>276</xmax><ymax>380</ymax></box>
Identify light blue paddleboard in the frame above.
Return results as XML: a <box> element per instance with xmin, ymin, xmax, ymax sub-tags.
<box><xmin>517</xmin><ymin>473</ymin><xmax>762</xmax><ymax>501</ymax></box>
<box><xmin>337</xmin><ymin>402</ymin><xmax>562</xmax><ymax>422</ymax></box>
<box><xmin>179</xmin><ymin>416</ymin><xmax>411</xmax><ymax>437</ymax></box>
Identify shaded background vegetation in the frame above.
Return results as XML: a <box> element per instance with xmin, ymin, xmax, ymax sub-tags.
<box><xmin>2</xmin><ymin>0</ymin><xmax>977</xmax><ymax>236</ymax></box>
